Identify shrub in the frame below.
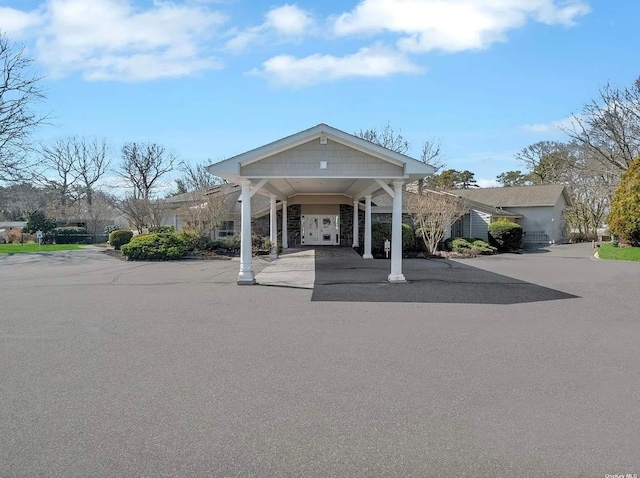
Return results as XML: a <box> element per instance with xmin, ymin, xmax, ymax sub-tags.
<box><xmin>471</xmin><ymin>239</ymin><xmax>497</xmax><ymax>255</ymax></box>
<box><xmin>451</xmin><ymin>238</ymin><xmax>472</xmax><ymax>252</ymax></box>
<box><xmin>372</xmin><ymin>222</ymin><xmax>415</xmax><ymax>252</ymax></box>
<box><xmin>6</xmin><ymin>229</ymin><xmax>23</xmax><ymax>244</ymax></box>
<box><xmin>372</xmin><ymin>223</ymin><xmax>392</xmax><ymax>252</ymax></box>
<box><xmin>109</xmin><ymin>230</ymin><xmax>134</xmax><ymax>250</ymax></box>
<box><xmin>104</xmin><ymin>225</ymin><xmax>119</xmax><ymax>235</ymax></box>
<box><xmin>567</xmin><ymin>232</ymin><xmax>598</xmax><ymax>243</ymax></box>
<box><xmin>608</xmin><ymin>156</ymin><xmax>640</xmax><ymax>246</ymax></box>
<box><xmin>149</xmin><ymin>225</ymin><xmax>175</xmax><ymax>234</ymax></box>
<box><xmin>22</xmin><ymin>210</ymin><xmax>56</xmax><ymax>235</ymax></box>
<box><xmin>120</xmin><ymin>233</ymin><xmax>187</xmax><ymax>260</ymax></box>
<box><xmin>176</xmin><ymin>230</ymin><xmax>204</xmax><ymax>251</ymax></box>
<box><xmin>209</xmin><ymin>236</ymin><xmax>241</xmax><ymax>254</ymax></box>
<box><xmin>488</xmin><ymin>221</ymin><xmax>523</xmax><ymax>251</ymax></box>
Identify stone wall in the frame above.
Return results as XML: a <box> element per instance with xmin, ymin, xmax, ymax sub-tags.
<box><xmin>287</xmin><ymin>204</ymin><xmax>301</xmax><ymax>247</ymax></box>
<box><xmin>338</xmin><ymin>204</ymin><xmax>365</xmax><ymax>246</ymax></box>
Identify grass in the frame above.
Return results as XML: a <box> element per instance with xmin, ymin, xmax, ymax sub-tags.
<box><xmin>598</xmin><ymin>243</ymin><xmax>640</xmax><ymax>262</ymax></box>
<box><xmin>0</xmin><ymin>243</ymin><xmax>83</xmax><ymax>254</ymax></box>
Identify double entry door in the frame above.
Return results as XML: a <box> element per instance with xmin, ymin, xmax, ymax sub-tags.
<box><xmin>301</xmin><ymin>214</ymin><xmax>339</xmax><ymax>246</ymax></box>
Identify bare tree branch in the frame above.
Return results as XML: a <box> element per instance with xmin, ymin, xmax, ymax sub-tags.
<box><xmin>118</xmin><ymin>142</ymin><xmax>176</xmax><ymax>199</ymax></box>
<box><xmin>0</xmin><ymin>32</ymin><xmax>47</xmax><ymax>182</ymax></box>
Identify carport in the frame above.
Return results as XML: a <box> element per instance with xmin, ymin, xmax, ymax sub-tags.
<box><xmin>208</xmin><ymin>124</ymin><xmax>435</xmax><ymax>285</ymax></box>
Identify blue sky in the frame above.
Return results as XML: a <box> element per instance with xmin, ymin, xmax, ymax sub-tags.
<box><xmin>1</xmin><ymin>0</ymin><xmax>639</xmax><ymax>189</ymax></box>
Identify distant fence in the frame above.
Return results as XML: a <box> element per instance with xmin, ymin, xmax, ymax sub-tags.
<box><xmin>523</xmin><ymin>231</ymin><xmax>550</xmax><ymax>244</ymax></box>
<box><xmin>13</xmin><ymin>233</ymin><xmax>110</xmax><ymax>245</ymax></box>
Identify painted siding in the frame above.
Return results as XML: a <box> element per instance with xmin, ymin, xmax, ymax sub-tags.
<box><xmin>470</xmin><ymin>209</ymin><xmax>490</xmax><ymax>241</ymax></box>
<box><xmin>241</xmin><ymin>138</ymin><xmax>403</xmax><ymax>177</ymax></box>
<box><xmin>553</xmin><ymin>195</ymin><xmax>568</xmax><ymax>242</ymax></box>
<box><xmin>508</xmin><ymin>206</ymin><xmax>554</xmax><ymax>243</ymax></box>
<box><xmin>462</xmin><ymin>215</ymin><xmax>470</xmax><ymax>238</ymax></box>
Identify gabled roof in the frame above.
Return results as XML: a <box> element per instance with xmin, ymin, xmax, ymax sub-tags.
<box><xmin>452</xmin><ymin>184</ymin><xmax>572</xmax><ymax>207</ymax></box>
<box><xmin>165</xmin><ymin>183</ymin><xmax>239</xmax><ymax>204</ymax></box>
<box><xmin>371</xmin><ymin>189</ymin><xmax>522</xmax><ymax>217</ymax></box>
<box><xmin>208</xmin><ymin>123</ymin><xmax>436</xmax><ymax>178</ymax></box>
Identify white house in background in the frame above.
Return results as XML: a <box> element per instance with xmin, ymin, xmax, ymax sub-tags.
<box><xmin>207</xmin><ymin>123</ymin><xmax>436</xmax><ymax>285</ymax></box>
<box><xmin>452</xmin><ymin>185</ymin><xmax>572</xmax><ymax>245</ymax></box>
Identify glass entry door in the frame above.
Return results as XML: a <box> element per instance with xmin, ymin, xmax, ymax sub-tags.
<box><xmin>301</xmin><ymin>215</ymin><xmax>339</xmax><ymax>245</ymax></box>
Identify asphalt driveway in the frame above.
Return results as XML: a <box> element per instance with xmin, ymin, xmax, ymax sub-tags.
<box><xmin>1</xmin><ymin>245</ymin><xmax>639</xmax><ymax>477</ymax></box>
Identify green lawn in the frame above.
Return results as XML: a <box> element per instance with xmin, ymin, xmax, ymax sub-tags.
<box><xmin>598</xmin><ymin>243</ymin><xmax>640</xmax><ymax>262</ymax></box>
<box><xmin>0</xmin><ymin>243</ymin><xmax>82</xmax><ymax>254</ymax></box>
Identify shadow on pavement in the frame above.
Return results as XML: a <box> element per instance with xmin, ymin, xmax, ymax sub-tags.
<box><xmin>312</xmin><ymin>257</ymin><xmax>579</xmax><ymax>304</ymax></box>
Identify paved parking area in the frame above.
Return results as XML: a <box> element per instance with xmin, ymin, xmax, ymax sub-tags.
<box><xmin>1</xmin><ymin>245</ymin><xmax>639</xmax><ymax>477</ymax></box>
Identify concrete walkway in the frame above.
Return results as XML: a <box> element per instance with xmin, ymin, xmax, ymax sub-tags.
<box><xmin>255</xmin><ymin>248</ymin><xmax>316</xmax><ymax>289</ymax></box>
<box><xmin>255</xmin><ymin>247</ymin><xmax>362</xmax><ymax>289</ymax></box>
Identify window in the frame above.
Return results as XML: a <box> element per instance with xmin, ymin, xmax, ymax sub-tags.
<box><xmin>216</xmin><ymin>221</ymin><xmax>235</xmax><ymax>238</ymax></box>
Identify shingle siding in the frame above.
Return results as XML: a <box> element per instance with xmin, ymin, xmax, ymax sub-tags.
<box><xmin>241</xmin><ymin>139</ymin><xmax>403</xmax><ymax>177</ymax></box>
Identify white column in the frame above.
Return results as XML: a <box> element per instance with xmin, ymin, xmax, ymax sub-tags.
<box><xmin>352</xmin><ymin>200</ymin><xmax>359</xmax><ymax>248</ymax></box>
<box><xmin>238</xmin><ymin>181</ymin><xmax>255</xmax><ymax>285</ymax></box>
<box><xmin>388</xmin><ymin>181</ymin><xmax>406</xmax><ymax>283</ymax></box>
<box><xmin>282</xmin><ymin>200</ymin><xmax>288</xmax><ymax>249</ymax></box>
<box><xmin>363</xmin><ymin>195</ymin><xmax>373</xmax><ymax>259</ymax></box>
<box><xmin>269</xmin><ymin>196</ymin><xmax>278</xmax><ymax>261</ymax></box>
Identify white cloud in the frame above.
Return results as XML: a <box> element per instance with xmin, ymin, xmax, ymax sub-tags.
<box><xmin>0</xmin><ymin>7</ymin><xmax>44</xmax><ymax>38</ymax></box>
<box><xmin>334</xmin><ymin>0</ymin><xmax>591</xmax><ymax>53</ymax></box>
<box><xmin>476</xmin><ymin>178</ymin><xmax>500</xmax><ymax>188</ymax></box>
<box><xmin>522</xmin><ymin>115</ymin><xmax>577</xmax><ymax>134</ymax></box>
<box><xmin>226</xmin><ymin>4</ymin><xmax>313</xmax><ymax>52</ymax></box>
<box><xmin>5</xmin><ymin>0</ymin><xmax>226</xmax><ymax>81</ymax></box>
<box><xmin>253</xmin><ymin>44</ymin><xmax>423</xmax><ymax>87</ymax></box>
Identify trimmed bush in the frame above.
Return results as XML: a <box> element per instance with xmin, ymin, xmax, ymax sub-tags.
<box><xmin>608</xmin><ymin>156</ymin><xmax>640</xmax><ymax>246</ymax></box>
<box><xmin>488</xmin><ymin>221</ymin><xmax>523</xmax><ymax>251</ymax></box>
<box><xmin>109</xmin><ymin>230</ymin><xmax>134</xmax><ymax>250</ymax></box>
<box><xmin>120</xmin><ymin>233</ymin><xmax>187</xmax><ymax>260</ymax></box>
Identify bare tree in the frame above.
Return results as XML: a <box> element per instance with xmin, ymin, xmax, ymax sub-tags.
<box><xmin>178</xmin><ymin>160</ymin><xmax>225</xmax><ymax>192</ymax></box>
<box><xmin>417</xmin><ymin>138</ymin><xmax>444</xmax><ymax>192</ymax></box>
<box><xmin>118</xmin><ymin>142</ymin><xmax>176</xmax><ymax>199</ymax></box>
<box><xmin>355</xmin><ymin>123</ymin><xmax>410</xmax><ymax>154</ymax></box>
<box><xmin>73</xmin><ymin>190</ymin><xmax>116</xmax><ymax>241</ymax></box>
<box><xmin>177</xmin><ymin>188</ymin><xmax>232</xmax><ymax>237</ymax></box>
<box><xmin>564</xmin><ymin>78</ymin><xmax>640</xmax><ymax>176</ymax></box>
<box><xmin>112</xmin><ymin>196</ymin><xmax>150</xmax><ymax>233</ymax></box>
<box><xmin>406</xmin><ymin>188</ymin><xmax>467</xmax><ymax>255</ymax></box>
<box><xmin>38</xmin><ymin>139</ymin><xmax>80</xmax><ymax>221</ymax></box>
<box><xmin>72</xmin><ymin>138</ymin><xmax>111</xmax><ymax>206</ymax></box>
<box><xmin>516</xmin><ymin>141</ymin><xmax>574</xmax><ymax>185</ymax></box>
<box><xmin>0</xmin><ymin>33</ymin><xmax>46</xmax><ymax>182</ymax></box>
<box><xmin>0</xmin><ymin>182</ymin><xmax>48</xmax><ymax>220</ymax></box>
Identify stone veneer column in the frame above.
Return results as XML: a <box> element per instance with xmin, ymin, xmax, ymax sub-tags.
<box><xmin>363</xmin><ymin>195</ymin><xmax>373</xmax><ymax>259</ymax></box>
<box><xmin>353</xmin><ymin>200</ymin><xmax>359</xmax><ymax>247</ymax></box>
<box><xmin>282</xmin><ymin>201</ymin><xmax>288</xmax><ymax>249</ymax></box>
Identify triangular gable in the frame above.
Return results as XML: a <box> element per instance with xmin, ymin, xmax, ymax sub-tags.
<box><xmin>208</xmin><ymin>123</ymin><xmax>436</xmax><ymax>178</ymax></box>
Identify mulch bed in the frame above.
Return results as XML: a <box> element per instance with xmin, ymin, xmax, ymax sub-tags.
<box><xmin>102</xmin><ymin>249</ymin><xmax>236</xmax><ymax>261</ymax></box>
